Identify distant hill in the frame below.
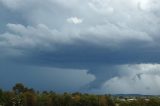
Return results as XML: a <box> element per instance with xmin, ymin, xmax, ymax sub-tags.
<box><xmin>113</xmin><ymin>94</ymin><xmax>156</xmax><ymax>97</ymax></box>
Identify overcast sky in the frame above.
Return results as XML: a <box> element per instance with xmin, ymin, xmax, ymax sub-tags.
<box><xmin>0</xmin><ymin>0</ymin><xmax>160</xmax><ymax>95</ymax></box>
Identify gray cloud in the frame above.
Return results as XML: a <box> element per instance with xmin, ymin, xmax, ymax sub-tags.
<box><xmin>0</xmin><ymin>0</ymin><xmax>160</xmax><ymax>51</ymax></box>
<box><xmin>0</xmin><ymin>60</ymin><xmax>95</xmax><ymax>92</ymax></box>
<box><xmin>0</xmin><ymin>0</ymin><xmax>160</xmax><ymax>94</ymax></box>
<box><xmin>91</xmin><ymin>64</ymin><xmax>160</xmax><ymax>95</ymax></box>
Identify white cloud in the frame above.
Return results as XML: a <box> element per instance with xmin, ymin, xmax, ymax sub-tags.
<box><xmin>67</xmin><ymin>17</ymin><xmax>83</xmax><ymax>24</ymax></box>
<box><xmin>95</xmin><ymin>64</ymin><xmax>160</xmax><ymax>95</ymax></box>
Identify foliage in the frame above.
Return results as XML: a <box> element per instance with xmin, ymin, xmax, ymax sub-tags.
<box><xmin>1</xmin><ymin>83</ymin><xmax>160</xmax><ymax>106</ymax></box>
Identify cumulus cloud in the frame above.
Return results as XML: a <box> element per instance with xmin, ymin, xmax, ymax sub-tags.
<box><xmin>67</xmin><ymin>17</ymin><xmax>83</xmax><ymax>24</ymax></box>
<box><xmin>93</xmin><ymin>64</ymin><xmax>160</xmax><ymax>95</ymax></box>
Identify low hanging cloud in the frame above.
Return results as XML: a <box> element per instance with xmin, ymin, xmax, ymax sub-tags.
<box><xmin>92</xmin><ymin>64</ymin><xmax>160</xmax><ymax>95</ymax></box>
<box><xmin>0</xmin><ymin>61</ymin><xmax>95</xmax><ymax>91</ymax></box>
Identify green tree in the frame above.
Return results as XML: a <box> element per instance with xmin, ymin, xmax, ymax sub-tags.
<box><xmin>0</xmin><ymin>89</ymin><xmax>4</xmax><ymax>105</ymax></box>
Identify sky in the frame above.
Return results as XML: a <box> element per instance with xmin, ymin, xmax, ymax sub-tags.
<box><xmin>0</xmin><ymin>0</ymin><xmax>160</xmax><ymax>95</ymax></box>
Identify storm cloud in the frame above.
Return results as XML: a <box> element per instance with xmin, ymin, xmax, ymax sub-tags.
<box><xmin>0</xmin><ymin>0</ymin><xmax>160</xmax><ymax>94</ymax></box>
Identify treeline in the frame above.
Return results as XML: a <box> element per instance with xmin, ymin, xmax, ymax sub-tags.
<box><xmin>1</xmin><ymin>83</ymin><xmax>160</xmax><ymax>106</ymax></box>
<box><xmin>0</xmin><ymin>83</ymin><xmax>115</xmax><ymax>106</ymax></box>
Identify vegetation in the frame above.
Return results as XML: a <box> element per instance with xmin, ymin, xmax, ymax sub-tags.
<box><xmin>0</xmin><ymin>83</ymin><xmax>115</xmax><ymax>106</ymax></box>
<box><xmin>1</xmin><ymin>83</ymin><xmax>160</xmax><ymax>106</ymax></box>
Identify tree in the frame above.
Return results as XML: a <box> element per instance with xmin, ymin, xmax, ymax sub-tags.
<box><xmin>99</xmin><ymin>96</ymin><xmax>108</xmax><ymax>106</ymax></box>
<box><xmin>62</xmin><ymin>93</ymin><xmax>72</xmax><ymax>106</ymax></box>
<box><xmin>105</xmin><ymin>95</ymin><xmax>115</xmax><ymax>106</ymax></box>
<box><xmin>0</xmin><ymin>89</ymin><xmax>4</xmax><ymax>105</ymax></box>
<box><xmin>12</xmin><ymin>83</ymin><xmax>25</xmax><ymax>94</ymax></box>
<box><xmin>3</xmin><ymin>91</ymin><xmax>15</xmax><ymax>106</ymax></box>
<box><xmin>23</xmin><ymin>91</ymin><xmax>37</xmax><ymax>106</ymax></box>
